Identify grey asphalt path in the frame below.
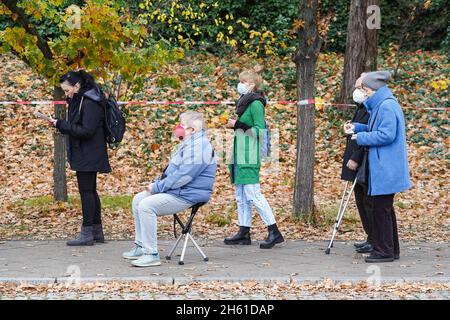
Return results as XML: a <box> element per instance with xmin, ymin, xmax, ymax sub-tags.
<box><xmin>0</xmin><ymin>240</ymin><xmax>448</xmax><ymax>284</ymax></box>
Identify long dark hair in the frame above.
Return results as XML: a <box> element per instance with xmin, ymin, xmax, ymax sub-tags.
<box><xmin>59</xmin><ymin>70</ymin><xmax>98</xmax><ymax>92</ymax></box>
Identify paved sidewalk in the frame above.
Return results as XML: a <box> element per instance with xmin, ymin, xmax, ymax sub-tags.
<box><xmin>0</xmin><ymin>240</ymin><xmax>448</xmax><ymax>284</ymax></box>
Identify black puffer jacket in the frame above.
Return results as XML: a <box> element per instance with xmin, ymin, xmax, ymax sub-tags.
<box><xmin>56</xmin><ymin>88</ymin><xmax>111</xmax><ymax>173</ymax></box>
<box><xmin>341</xmin><ymin>103</ymin><xmax>369</xmax><ymax>181</ymax></box>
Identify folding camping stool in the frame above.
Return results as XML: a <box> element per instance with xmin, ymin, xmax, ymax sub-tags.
<box><xmin>165</xmin><ymin>202</ymin><xmax>209</xmax><ymax>265</ymax></box>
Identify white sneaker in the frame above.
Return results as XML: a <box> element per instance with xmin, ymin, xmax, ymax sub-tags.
<box><xmin>122</xmin><ymin>245</ymin><xmax>143</xmax><ymax>260</ymax></box>
<box><xmin>131</xmin><ymin>253</ymin><xmax>161</xmax><ymax>267</ymax></box>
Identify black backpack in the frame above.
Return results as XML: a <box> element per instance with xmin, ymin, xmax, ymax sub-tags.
<box><xmin>103</xmin><ymin>97</ymin><xmax>126</xmax><ymax>146</ymax></box>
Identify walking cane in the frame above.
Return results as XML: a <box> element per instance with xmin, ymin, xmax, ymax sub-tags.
<box><xmin>325</xmin><ymin>178</ymin><xmax>358</xmax><ymax>254</ymax></box>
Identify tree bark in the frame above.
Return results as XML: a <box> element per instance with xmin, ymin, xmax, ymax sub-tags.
<box><xmin>339</xmin><ymin>0</ymin><xmax>379</xmax><ymax>106</ymax></box>
<box><xmin>53</xmin><ymin>87</ymin><xmax>68</xmax><ymax>202</ymax></box>
<box><xmin>292</xmin><ymin>0</ymin><xmax>322</xmax><ymax>218</ymax></box>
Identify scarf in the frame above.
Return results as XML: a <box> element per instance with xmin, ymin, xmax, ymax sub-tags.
<box><xmin>235</xmin><ymin>90</ymin><xmax>267</xmax><ymax>116</ymax></box>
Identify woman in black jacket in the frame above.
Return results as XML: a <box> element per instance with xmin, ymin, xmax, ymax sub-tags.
<box><xmin>50</xmin><ymin>70</ymin><xmax>111</xmax><ymax>246</ymax></box>
<box><xmin>341</xmin><ymin>102</ymin><xmax>373</xmax><ymax>253</ymax></box>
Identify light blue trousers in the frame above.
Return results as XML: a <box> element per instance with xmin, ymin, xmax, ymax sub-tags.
<box><xmin>235</xmin><ymin>183</ymin><xmax>276</xmax><ymax>227</ymax></box>
<box><xmin>132</xmin><ymin>191</ymin><xmax>192</xmax><ymax>254</ymax></box>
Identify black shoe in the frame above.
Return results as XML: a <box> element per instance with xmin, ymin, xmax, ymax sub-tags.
<box><xmin>93</xmin><ymin>224</ymin><xmax>105</xmax><ymax>243</ymax></box>
<box><xmin>260</xmin><ymin>224</ymin><xmax>284</xmax><ymax>249</ymax></box>
<box><xmin>354</xmin><ymin>241</ymin><xmax>369</xmax><ymax>249</ymax></box>
<box><xmin>67</xmin><ymin>225</ymin><xmax>94</xmax><ymax>246</ymax></box>
<box><xmin>394</xmin><ymin>254</ymin><xmax>400</xmax><ymax>260</ymax></box>
<box><xmin>224</xmin><ymin>226</ymin><xmax>251</xmax><ymax>245</ymax></box>
<box><xmin>365</xmin><ymin>253</ymin><xmax>394</xmax><ymax>263</ymax></box>
<box><xmin>356</xmin><ymin>243</ymin><xmax>374</xmax><ymax>253</ymax></box>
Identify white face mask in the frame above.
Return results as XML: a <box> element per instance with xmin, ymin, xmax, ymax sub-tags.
<box><xmin>352</xmin><ymin>89</ymin><xmax>367</xmax><ymax>104</ymax></box>
<box><xmin>237</xmin><ymin>82</ymin><xmax>250</xmax><ymax>95</ymax></box>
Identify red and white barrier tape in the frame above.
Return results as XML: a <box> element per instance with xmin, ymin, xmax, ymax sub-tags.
<box><xmin>0</xmin><ymin>99</ymin><xmax>448</xmax><ymax>110</ymax></box>
<box><xmin>0</xmin><ymin>99</ymin><xmax>304</xmax><ymax>105</ymax></box>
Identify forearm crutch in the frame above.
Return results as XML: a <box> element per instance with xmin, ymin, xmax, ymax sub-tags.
<box><xmin>325</xmin><ymin>179</ymin><xmax>357</xmax><ymax>254</ymax></box>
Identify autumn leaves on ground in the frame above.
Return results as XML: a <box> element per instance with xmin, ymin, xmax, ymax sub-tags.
<box><xmin>0</xmin><ymin>50</ymin><xmax>448</xmax><ymax>243</ymax></box>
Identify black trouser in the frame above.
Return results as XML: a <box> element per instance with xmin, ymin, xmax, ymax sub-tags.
<box><xmin>354</xmin><ymin>183</ymin><xmax>374</xmax><ymax>245</ymax></box>
<box><xmin>76</xmin><ymin>171</ymin><xmax>101</xmax><ymax>227</ymax></box>
<box><xmin>369</xmin><ymin>193</ymin><xmax>400</xmax><ymax>257</ymax></box>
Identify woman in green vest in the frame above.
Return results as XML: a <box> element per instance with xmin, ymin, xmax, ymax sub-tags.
<box><xmin>224</xmin><ymin>69</ymin><xmax>284</xmax><ymax>249</ymax></box>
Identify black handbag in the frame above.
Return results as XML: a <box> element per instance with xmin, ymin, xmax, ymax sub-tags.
<box><xmin>356</xmin><ymin>109</ymin><xmax>380</xmax><ymax>185</ymax></box>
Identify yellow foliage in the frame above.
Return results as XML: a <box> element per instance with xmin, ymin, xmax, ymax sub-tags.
<box><xmin>216</xmin><ymin>32</ymin><xmax>224</xmax><ymax>42</ymax></box>
<box><xmin>430</xmin><ymin>79</ymin><xmax>449</xmax><ymax>91</ymax></box>
<box><xmin>218</xmin><ymin>112</ymin><xmax>229</xmax><ymax>125</ymax></box>
<box><xmin>14</xmin><ymin>75</ymin><xmax>29</xmax><ymax>86</ymax></box>
<box><xmin>0</xmin><ymin>3</ymin><xmax>11</xmax><ymax>15</ymax></box>
<box><xmin>134</xmin><ymin>0</ymin><xmax>289</xmax><ymax>57</ymax></box>
<box><xmin>315</xmin><ymin>97</ymin><xmax>325</xmax><ymax>111</ymax></box>
<box><xmin>249</xmin><ymin>31</ymin><xmax>261</xmax><ymax>39</ymax></box>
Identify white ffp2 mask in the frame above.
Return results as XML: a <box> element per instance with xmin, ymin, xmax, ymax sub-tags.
<box><xmin>237</xmin><ymin>83</ymin><xmax>250</xmax><ymax>95</ymax></box>
<box><xmin>352</xmin><ymin>89</ymin><xmax>367</xmax><ymax>104</ymax></box>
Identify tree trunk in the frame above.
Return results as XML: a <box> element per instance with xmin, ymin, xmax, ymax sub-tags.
<box><xmin>292</xmin><ymin>0</ymin><xmax>322</xmax><ymax>218</ymax></box>
<box><xmin>339</xmin><ymin>0</ymin><xmax>379</xmax><ymax>106</ymax></box>
<box><xmin>53</xmin><ymin>87</ymin><xmax>68</xmax><ymax>202</ymax></box>
<box><xmin>2</xmin><ymin>0</ymin><xmax>69</xmax><ymax>202</ymax></box>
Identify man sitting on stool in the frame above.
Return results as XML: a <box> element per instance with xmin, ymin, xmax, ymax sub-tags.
<box><xmin>123</xmin><ymin>111</ymin><xmax>217</xmax><ymax>267</ymax></box>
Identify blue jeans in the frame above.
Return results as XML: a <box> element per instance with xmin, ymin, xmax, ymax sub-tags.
<box><xmin>132</xmin><ymin>191</ymin><xmax>192</xmax><ymax>254</ymax></box>
<box><xmin>235</xmin><ymin>184</ymin><xmax>276</xmax><ymax>227</ymax></box>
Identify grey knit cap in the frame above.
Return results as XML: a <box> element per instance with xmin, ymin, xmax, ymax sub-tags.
<box><xmin>362</xmin><ymin>71</ymin><xmax>392</xmax><ymax>90</ymax></box>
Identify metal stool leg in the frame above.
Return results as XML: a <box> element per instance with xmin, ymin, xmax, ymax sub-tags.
<box><xmin>188</xmin><ymin>233</ymin><xmax>209</xmax><ymax>261</ymax></box>
<box><xmin>166</xmin><ymin>234</ymin><xmax>184</xmax><ymax>260</ymax></box>
<box><xmin>167</xmin><ymin>203</ymin><xmax>209</xmax><ymax>265</ymax></box>
<box><xmin>178</xmin><ymin>233</ymin><xmax>190</xmax><ymax>265</ymax></box>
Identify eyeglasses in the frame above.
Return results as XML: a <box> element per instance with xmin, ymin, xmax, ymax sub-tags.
<box><xmin>355</xmin><ymin>83</ymin><xmax>368</xmax><ymax>90</ymax></box>
<box><xmin>180</xmin><ymin>124</ymin><xmax>194</xmax><ymax>131</ymax></box>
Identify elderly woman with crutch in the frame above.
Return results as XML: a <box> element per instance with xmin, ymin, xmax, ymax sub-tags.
<box><xmin>347</xmin><ymin>71</ymin><xmax>412</xmax><ymax>263</ymax></box>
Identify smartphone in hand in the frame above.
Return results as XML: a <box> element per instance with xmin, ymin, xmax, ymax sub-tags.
<box><xmin>34</xmin><ymin>110</ymin><xmax>53</xmax><ymax>122</ymax></box>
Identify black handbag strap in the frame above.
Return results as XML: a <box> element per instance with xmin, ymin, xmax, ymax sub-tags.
<box><xmin>368</xmin><ymin>108</ymin><xmax>380</xmax><ymax>132</ymax></box>
<box><xmin>361</xmin><ymin>110</ymin><xmax>379</xmax><ymax>159</ymax></box>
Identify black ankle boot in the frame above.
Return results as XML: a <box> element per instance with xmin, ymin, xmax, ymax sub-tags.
<box><xmin>224</xmin><ymin>226</ymin><xmax>251</xmax><ymax>245</ymax></box>
<box><xmin>67</xmin><ymin>225</ymin><xmax>94</xmax><ymax>246</ymax></box>
<box><xmin>93</xmin><ymin>224</ymin><xmax>105</xmax><ymax>243</ymax></box>
<box><xmin>260</xmin><ymin>224</ymin><xmax>284</xmax><ymax>249</ymax></box>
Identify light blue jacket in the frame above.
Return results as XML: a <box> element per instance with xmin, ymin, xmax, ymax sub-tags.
<box><xmin>151</xmin><ymin>130</ymin><xmax>217</xmax><ymax>204</ymax></box>
<box><xmin>353</xmin><ymin>86</ymin><xmax>412</xmax><ymax>196</ymax></box>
